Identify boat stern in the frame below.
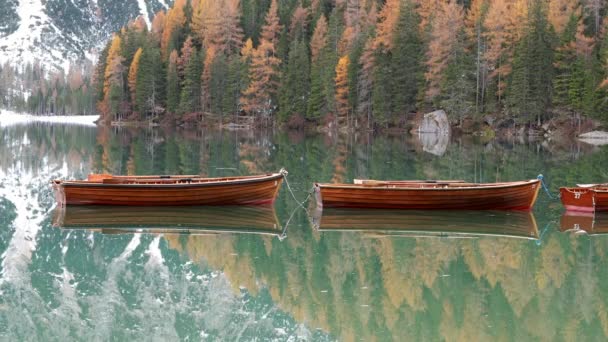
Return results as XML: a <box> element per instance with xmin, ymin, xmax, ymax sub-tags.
<box><xmin>560</xmin><ymin>187</ymin><xmax>595</xmax><ymax>212</ymax></box>
<box><xmin>52</xmin><ymin>180</ymin><xmax>66</xmax><ymax>207</ymax></box>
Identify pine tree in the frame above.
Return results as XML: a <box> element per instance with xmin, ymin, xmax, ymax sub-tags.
<box><xmin>167</xmin><ymin>50</ymin><xmax>180</xmax><ymax>114</ymax></box>
<box><xmin>179</xmin><ymin>48</ymin><xmax>204</xmax><ymax>115</ymax></box>
<box><xmin>391</xmin><ymin>0</ymin><xmax>421</xmax><ymax>115</ymax></box>
<box><xmin>135</xmin><ymin>45</ymin><xmax>165</xmax><ymax>119</ymax></box>
<box><xmin>279</xmin><ymin>38</ymin><xmax>310</xmax><ymax>122</ymax></box>
<box><xmin>507</xmin><ymin>1</ymin><xmax>556</xmax><ymax>124</ymax></box>
<box><xmin>307</xmin><ymin>15</ymin><xmax>329</xmax><ymax>120</ymax></box>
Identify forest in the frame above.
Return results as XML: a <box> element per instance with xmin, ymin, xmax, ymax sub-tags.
<box><xmin>5</xmin><ymin>0</ymin><xmax>608</xmax><ymax>129</ymax></box>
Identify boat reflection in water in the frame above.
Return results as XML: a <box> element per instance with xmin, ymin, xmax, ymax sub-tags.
<box><xmin>560</xmin><ymin>211</ymin><xmax>608</xmax><ymax>235</ymax></box>
<box><xmin>53</xmin><ymin>205</ymin><xmax>285</xmax><ymax>238</ymax></box>
<box><xmin>311</xmin><ymin>207</ymin><xmax>539</xmax><ymax>240</ymax></box>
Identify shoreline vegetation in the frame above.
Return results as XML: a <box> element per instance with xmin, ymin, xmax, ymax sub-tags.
<box><xmin>3</xmin><ymin>1</ymin><xmax>608</xmax><ymax>138</ymax></box>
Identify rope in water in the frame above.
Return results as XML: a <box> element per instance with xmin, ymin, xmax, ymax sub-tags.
<box><xmin>537</xmin><ymin>174</ymin><xmax>558</xmax><ymax>200</ymax></box>
<box><xmin>281</xmin><ymin>168</ymin><xmax>313</xmax><ymax>215</ymax></box>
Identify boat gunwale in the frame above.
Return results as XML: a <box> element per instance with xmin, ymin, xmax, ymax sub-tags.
<box><xmin>316</xmin><ymin>179</ymin><xmax>540</xmax><ymax>191</ymax></box>
<box><xmin>54</xmin><ymin>172</ymin><xmax>283</xmax><ymax>189</ymax></box>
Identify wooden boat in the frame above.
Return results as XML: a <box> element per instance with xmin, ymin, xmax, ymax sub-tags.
<box><xmin>560</xmin><ymin>184</ymin><xmax>608</xmax><ymax>212</ymax></box>
<box><xmin>560</xmin><ymin>211</ymin><xmax>608</xmax><ymax>235</ymax></box>
<box><xmin>52</xmin><ymin>170</ymin><xmax>286</xmax><ymax>206</ymax></box>
<box><xmin>312</xmin><ymin>207</ymin><xmax>539</xmax><ymax>240</ymax></box>
<box><xmin>314</xmin><ymin>178</ymin><xmax>541</xmax><ymax>210</ymax></box>
<box><xmin>53</xmin><ymin>205</ymin><xmax>284</xmax><ymax>237</ymax></box>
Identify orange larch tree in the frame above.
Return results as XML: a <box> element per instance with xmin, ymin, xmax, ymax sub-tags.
<box><xmin>310</xmin><ymin>15</ymin><xmax>328</xmax><ymax>63</ymax></box>
<box><xmin>425</xmin><ymin>0</ymin><xmax>465</xmax><ymax>99</ymax></box>
<box><xmin>128</xmin><ymin>47</ymin><xmax>143</xmax><ymax>105</ymax></box>
<box><xmin>335</xmin><ymin>55</ymin><xmax>350</xmax><ymax>127</ymax></box>
<box><xmin>160</xmin><ymin>0</ymin><xmax>187</xmax><ymax>60</ymax></box>
<box><xmin>374</xmin><ymin>0</ymin><xmax>400</xmax><ymax>51</ymax></box>
<box><xmin>548</xmin><ymin>0</ymin><xmax>579</xmax><ymax>35</ymax></box>
<box><xmin>241</xmin><ymin>0</ymin><xmax>282</xmax><ymax>120</ymax></box>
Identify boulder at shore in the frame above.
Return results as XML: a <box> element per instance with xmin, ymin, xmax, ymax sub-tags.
<box><xmin>418</xmin><ymin>110</ymin><xmax>450</xmax><ymax>135</ymax></box>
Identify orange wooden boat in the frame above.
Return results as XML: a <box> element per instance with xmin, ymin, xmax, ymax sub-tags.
<box><xmin>560</xmin><ymin>184</ymin><xmax>608</xmax><ymax>212</ymax></box>
<box><xmin>314</xmin><ymin>178</ymin><xmax>541</xmax><ymax>210</ymax></box>
<box><xmin>52</xmin><ymin>170</ymin><xmax>286</xmax><ymax>206</ymax></box>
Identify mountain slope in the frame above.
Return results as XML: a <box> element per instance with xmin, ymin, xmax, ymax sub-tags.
<box><xmin>0</xmin><ymin>0</ymin><xmax>172</xmax><ymax>70</ymax></box>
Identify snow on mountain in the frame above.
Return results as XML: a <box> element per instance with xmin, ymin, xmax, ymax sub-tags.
<box><xmin>0</xmin><ymin>0</ymin><xmax>173</xmax><ymax>71</ymax></box>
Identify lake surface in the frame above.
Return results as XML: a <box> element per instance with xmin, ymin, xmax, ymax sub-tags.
<box><xmin>1</xmin><ymin>122</ymin><xmax>608</xmax><ymax>340</ymax></box>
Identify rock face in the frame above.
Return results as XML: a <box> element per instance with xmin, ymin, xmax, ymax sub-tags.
<box><xmin>0</xmin><ymin>0</ymin><xmax>172</xmax><ymax>70</ymax></box>
<box><xmin>419</xmin><ymin>110</ymin><xmax>450</xmax><ymax>135</ymax></box>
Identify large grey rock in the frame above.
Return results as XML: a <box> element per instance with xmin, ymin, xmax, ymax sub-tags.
<box><xmin>419</xmin><ymin>110</ymin><xmax>450</xmax><ymax>135</ymax></box>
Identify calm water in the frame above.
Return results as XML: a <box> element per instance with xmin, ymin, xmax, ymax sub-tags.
<box><xmin>1</xmin><ymin>122</ymin><xmax>608</xmax><ymax>340</ymax></box>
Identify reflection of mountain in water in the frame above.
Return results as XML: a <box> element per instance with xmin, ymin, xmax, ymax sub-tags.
<box><xmin>0</xmin><ymin>124</ymin><xmax>329</xmax><ymax>341</ymax></box>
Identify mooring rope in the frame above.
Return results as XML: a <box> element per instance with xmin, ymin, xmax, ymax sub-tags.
<box><xmin>537</xmin><ymin>174</ymin><xmax>558</xmax><ymax>200</ymax></box>
<box><xmin>281</xmin><ymin>168</ymin><xmax>313</xmax><ymax>215</ymax></box>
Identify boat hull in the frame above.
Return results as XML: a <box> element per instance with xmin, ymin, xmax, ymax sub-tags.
<box><xmin>560</xmin><ymin>187</ymin><xmax>608</xmax><ymax>212</ymax></box>
<box><xmin>53</xmin><ymin>173</ymin><xmax>284</xmax><ymax>206</ymax></box>
<box><xmin>315</xmin><ymin>179</ymin><xmax>540</xmax><ymax>210</ymax></box>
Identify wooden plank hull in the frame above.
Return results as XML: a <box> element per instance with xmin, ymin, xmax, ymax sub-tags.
<box><xmin>560</xmin><ymin>187</ymin><xmax>608</xmax><ymax>212</ymax></box>
<box><xmin>312</xmin><ymin>207</ymin><xmax>538</xmax><ymax>239</ymax></box>
<box><xmin>53</xmin><ymin>205</ymin><xmax>282</xmax><ymax>236</ymax></box>
<box><xmin>315</xmin><ymin>179</ymin><xmax>541</xmax><ymax>210</ymax></box>
<box><xmin>53</xmin><ymin>172</ymin><xmax>284</xmax><ymax>206</ymax></box>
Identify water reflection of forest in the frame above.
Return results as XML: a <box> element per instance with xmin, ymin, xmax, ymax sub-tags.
<box><xmin>162</xmin><ymin>208</ymin><xmax>608</xmax><ymax>341</ymax></box>
<box><xmin>4</xmin><ymin>124</ymin><xmax>608</xmax><ymax>340</ymax></box>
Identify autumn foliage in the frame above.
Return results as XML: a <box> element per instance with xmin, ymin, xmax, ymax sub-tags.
<box><xmin>93</xmin><ymin>0</ymin><xmax>608</xmax><ymax>127</ymax></box>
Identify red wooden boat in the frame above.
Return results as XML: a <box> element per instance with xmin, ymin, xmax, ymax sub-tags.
<box><xmin>560</xmin><ymin>184</ymin><xmax>608</xmax><ymax>212</ymax></box>
<box><xmin>314</xmin><ymin>178</ymin><xmax>541</xmax><ymax>210</ymax></box>
<box><xmin>52</xmin><ymin>170</ymin><xmax>286</xmax><ymax>206</ymax></box>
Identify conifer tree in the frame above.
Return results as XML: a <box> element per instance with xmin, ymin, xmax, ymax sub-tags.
<box><xmin>241</xmin><ymin>0</ymin><xmax>282</xmax><ymax>120</ymax></box>
<box><xmin>167</xmin><ymin>50</ymin><xmax>180</xmax><ymax>114</ymax></box>
<box><xmin>391</xmin><ymin>0</ymin><xmax>421</xmax><ymax>115</ymax></box>
<box><xmin>135</xmin><ymin>45</ymin><xmax>165</xmax><ymax>119</ymax></box>
<box><xmin>279</xmin><ymin>38</ymin><xmax>310</xmax><ymax>122</ymax></box>
<box><xmin>507</xmin><ymin>1</ymin><xmax>555</xmax><ymax>124</ymax></box>
<box><xmin>128</xmin><ymin>47</ymin><xmax>143</xmax><ymax>105</ymax></box>
<box><xmin>307</xmin><ymin>15</ymin><xmax>328</xmax><ymax>121</ymax></box>
<box><xmin>335</xmin><ymin>55</ymin><xmax>350</xmax><ymax>127</ymax></box>
<box><xmin>179</xmin><ymin>48</ymin><xmax>203</xmax><ymax>115</ymax></box>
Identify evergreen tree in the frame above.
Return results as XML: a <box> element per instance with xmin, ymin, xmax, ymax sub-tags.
<box><xmin>391</xmin><ymin>0</ymin><xmax>421</xmax><ymax>115</ymax></box>
<box><xmin>279</xmin><ymin>38</ymin><xmax>310</xmax><ymax>122</ymax></box>
<box><xmin>179</xmin><ymin>48</ymin><xmax>204</xmax><ymax>115</ymax></box>
<box><xmin>507</xmin><ymin>1</ymin><xmax>556</xmax><ymax>124</ymax></box>
<box><xmin>166</xmin><ymin>50</ymin><xmax>180</xmax><ymax>114</ymax></box>
<box><xmin>135</xmin><ymin>44</ymin><xmax>165</xmax><ymax>119</ymax></box>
